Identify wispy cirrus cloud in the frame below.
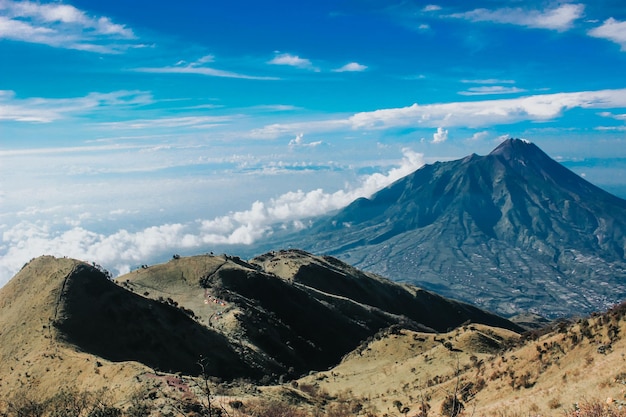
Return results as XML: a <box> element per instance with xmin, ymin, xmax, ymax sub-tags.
<box><xmin>598</xmin><ymin>111</ymin><xmax>626</xmax><ymax>121</ymax></box>
<box><xmin>595</xmin><ymin>126</ymin><xmax>626</xmax><ymax>131</ymax></box>
<box><xmin>0</xmin><ymin>90</ymin><xmax>153</xmax><ymax>123</ymax></box>
<box><xmin>458</xmin><ymin>86</ymin><xmax>527</xmax><ymax>96</ymax></box>
<box><xmin>0</xmin><ymin>143</ymin><xmax>142</xmax><ymax>157</ymax></box>
<box><xmin>333</xmin><ymin>62</ymin><xmax>368</xmax><ymax>72</ymax></box>
<box><xmin>0</xmin><ymin>0</ymin><xmax>138</xmax><ymax>53</ymax></box>
<box><xmin>99</xmin><ymin>115</ymin><xmax>237</xmax><ymax>130</ymax></box>
<box><xmin>134</xmin><ymin>55</ymin><xmax>278</xmax><ymax>80</ymax></box>
<box><xmin>588</xmin><ymin>18</ymin><xmax>626</xmax><ymax>50</ymax></box>
<box><xmin>268</xmin><ymin>52</ymin><xmax>319</xmax><ymax>71</ymax></box>
<box><xmin>461</xmin><ymin>79</ymin><xmax>516</xmax><ymax>84</ymax></box>
<box><xmin>449</xmin><ymin>3</ymin><xmax>585</xmax><ymax>31</ymax></box>
<box><xmin>251</xmin><ymin>104</ymin><xmax>301</xmax><ymax>112</ymax></box>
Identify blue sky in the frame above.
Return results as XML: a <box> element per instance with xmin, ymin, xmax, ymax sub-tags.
<box><xmin>1</xmin><ymin>0</ymin><xmax>626</xmax><ymax>285</ymax></box>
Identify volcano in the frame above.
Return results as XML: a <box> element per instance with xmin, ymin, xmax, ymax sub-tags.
<box><xmin>288</xmin><ymin>139</ymin><xmax>626</xmax><ymax>318</ymax></box>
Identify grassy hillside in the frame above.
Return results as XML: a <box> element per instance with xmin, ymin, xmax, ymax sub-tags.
<box><xmin>1</xmin><ymin>253</ymin><xmax>625</xmax><ymax>416</ymax></box>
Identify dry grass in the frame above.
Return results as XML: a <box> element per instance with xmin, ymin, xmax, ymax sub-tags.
<box><xmin>2</xmin><ymin>256</ymin><xmax>626</xmax><ymax>417</ymax></box>
<box><xmin>295</xmin><ymin>305</ymin><xmax>626</xmax><ymax>416</ymax></box>
<box><xmin>564</xmin><ymin>400</ymin><xmax>626</xmax><ymax>417</ymax></box>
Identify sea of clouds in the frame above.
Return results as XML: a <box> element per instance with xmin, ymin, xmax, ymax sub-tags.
<box><xmin>0</xmin><ymin>149</ymin><xmax>425</xmax><ymax>286</ymax></box>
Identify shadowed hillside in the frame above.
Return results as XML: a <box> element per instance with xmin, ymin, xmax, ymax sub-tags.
<box><xmin>0</xmin><ymin>256</ymin><xmax>262</xmax><ymax>380</ymax></box>
<box><xmin>120</xmin><ymin>250</ymin><xmax>522</xmax><ymax>378</ymax></box>
<box><xmin>53</xmin><ymin>263</ymin><xmax>262</xmax><ymax>378</ymax></box>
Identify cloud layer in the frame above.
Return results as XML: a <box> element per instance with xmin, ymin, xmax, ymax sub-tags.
<box><xmin>0</xmin><ymin>149</ymin><xmax>425</xmax><ymax>286</ymax></box>
<box><xmin>251</xmin><ymin>88</ymin><xmax>626</xmax><ymax>138</ymax></box>
<box><xmin>0</xmin><ymin>90</ymin><xmax>153</xmax><ymax>123</ymax></box>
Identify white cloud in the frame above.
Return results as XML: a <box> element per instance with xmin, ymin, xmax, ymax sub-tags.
<box><xmin>333</xmin><ymin>62</ymin><xmax>367</xmax><ymax>72</ymax></box>
<box><xmin>288</xmin><ymin>133</ymin><xmax>323</xmax><ymax>149</ymax></box>
<box><xmin>0</xmin><ymin>0</ymin><xmax>136</xmax><ymax>52</ymax></box>
<box><xmin>588</xmin><ymin>18</ymin><xmax>626</xmax><ymax>50</ymax></box>
<box><xmin>206</xmin><ymin>147</ymin><xmax>424</xmax><ymax>237</ymax></box>
<box><xmin>250</xmin><ymin>119</ymin><xmax>350</xmax><ymax>139</ymax></box>
<box><xmin>461</xmin><ymin>79</ymin><xmax>516</xmax><ymax>84</ymax></box>
<box><xmin>249</xmin><ymin>88</ymin><xmax>626</xmax><ymax>138</ymax></box>
<box><xmin>0</xmin><ymin>90</ymin><xmax>153</xmax><ymax>123</ymax></box>
<box><xmin>458</xmin><ymin>86</ymin><xmax>527</xmax><ymax>96</ymax></box>
<box><xmin>289</xmin><ymin>133</ymin><xmax>304</xmax><ymax>147</ymax></box>
<box><xmin>450</xmin><ymin>3</ymin><xmax>585</xmax><ymax>31</ymax></box>
<box><xmin>0</xmin><ymin>148</ymin><xmax>425</xmax><ymax>286</ymax></box>
<box><xmin>348</xmin><ymin>89</ymin><xmax>626</xmax><ymax>129</ymax></box>
<box><xmin>194</xmin><ymin>54</ymin><xmax>215</xmax><ymax>65</ymax></box>
<box><xmin>595</xmin><ymin>126</ymin><xmax>626</xmax><ymax>131</ymax></box>
<box><xmin>598</xmin><ymin>111</ymin><xmax>626</xmax><ymax>121</ymax></box>
<box><xmin>432</xmin><ymin>127</ymin><xmax>448</xmax><ymax>143</ymax></box>
<box><xmin>268</xmin><ymin>53</ymin><xmax>319</xmax><ymax>71</ymax></box>
<box><xmin>467</xmin><ymin>131</ymin><xmax>490</xmax><ymax>142</ymax></box>
<box><xmin>423</xmin><ymin>5</ymin><xmax>441</xmax><ymax>12</ymax></box>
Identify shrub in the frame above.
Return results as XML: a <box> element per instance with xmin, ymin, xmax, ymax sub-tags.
<box><xmin>126</xmin><ymin>389</ymin><xmax>154</xmax><ymax>417</ymax></box>
<box><xmin>46</xmin><ymin>387</ymin><xmax>92</xmax><ymax>417</ymax></box>
<box><xmin>245</xmin><ymin>399</ymin><xmax>308</xmax><ymax>417</ymax></box>
<box><xmin>565</xmin><ymin>401</ymin><xmax>626</xmax><ymax>417</ymax></box>
<box><xmin>2</xmin><ymin>392</ymin><xmax>46</xmax><ymax>417</ymax></box>
<box><xmin>86</xmin><ymin>406</ymin><xmax>121</xmax><ymax>417</ymax></box>
<box><xmin>326</xmin><ymin>402</ymin><xmax>353</xmax><ymax>417</ymax></box>
<box><xmin>440</xmin><ymin>395</ymin><xmax>464</xmax><ymax>417</ymax></box>
<box><xmin>1</xmin><ymin>387</ymin><xmax>125</xmax><ymax>417</ymax></box>
<box><xmin>548</xmin><ymin>397</ymin><xmax>561</xmax><ymax>410</ymax></box>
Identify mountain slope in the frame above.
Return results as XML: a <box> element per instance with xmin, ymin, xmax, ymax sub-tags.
<box><xmin>289</xmin><ymin>139</ymin><xmax>626</xmax><ymax>317</ymax></box>
<box><xmin>0</xmin><ymin>251</ymin><xmax>521</xmax><ymax>400</ymax></box>
<box><xmin>0</xmin><ymin>256</ymin><xmax>261</xmax><ymax>380</ymax></box>
<box><xmin>0</xmin><ymin>257</ymin><xmax>151</xmax><ymax>402</ymax></box>
<box><xmin>53</xmin><ymin>263</ymin><xmax>259</xmax><ymax>378</ymax></box>
<box><xmin>120</xmin><ymin>250</ymin><xmax>522</xmax><ymax>378</ymax></box>
<box><xmin>298</xmin><ymin>301</ymin><xmax>626</xmax><ymax>416</ymax></box>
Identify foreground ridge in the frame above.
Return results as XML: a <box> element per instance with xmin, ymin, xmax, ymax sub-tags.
<box><xmin>1</xmin><ymin>253</ymin><xmax>625</xmax><ymax>416</ymax></box>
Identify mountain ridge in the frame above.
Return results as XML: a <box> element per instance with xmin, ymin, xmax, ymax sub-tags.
<box><xmin>0</xmin><ymin>251</ymin><xmax>522</xmax><ymax>392</ymax></box>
